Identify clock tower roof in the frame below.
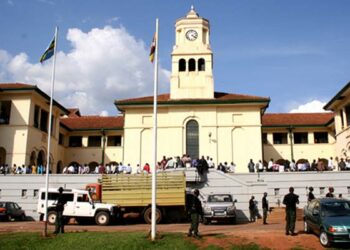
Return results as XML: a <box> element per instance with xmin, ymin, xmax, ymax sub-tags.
<box><xmin>186</xmin><ymin>5</ymin><xmax>199</xmax><ymax>18</ymax></box>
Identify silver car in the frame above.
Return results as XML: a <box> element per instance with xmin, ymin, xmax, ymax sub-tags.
<box><xmin>202</xmin><ymin>194</ymin><xmax>237</xmax><ymax>224</ymax></box>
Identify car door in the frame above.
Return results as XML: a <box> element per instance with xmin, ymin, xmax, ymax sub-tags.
<box><xmin>62</xmin><ymin>193</ymin><xmax>75</xmax><ymax>216</ymax></box>
<box><xmin>74</xmin><ymin>193</ymin><xmax>94</xmax><ymax>217</ymax></box>
<box><xmin>309</xmin><ymin>200</ymin><xmax>321</xmax><ymax>234</ymax></box>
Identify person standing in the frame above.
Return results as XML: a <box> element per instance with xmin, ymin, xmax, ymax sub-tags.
<box><xmin>283</xmin><ymin>187</ymin><xmax>299</xmax><ymax>236</ymax></box>
<box><xmin>262</xmin><ymin>192</ymin><xmax>269</xmax><ymax>224</ymax></box>
<box><xmin>326</xmin><ymin>187</ymin><xmax>335</xmax><ymax>197</ymax></box>
<box><xmin>187</xmin><ymin>189</ymin><xmax>203</xmax><ymax>239</ymax></box>
<box><xmin>307</xmin><ymin>187</ymin><xmax>315</xmax><ymax>202</ymax></box>
<box><xmin>248</xmin><ymin>159</ymin><xmax>255</xmax><ymax>173</ymax></box>
<box><xmin>249</xmin><ymin>196</ymin><xmax>256</xmax><ymax>222</ymax></box>
<box><xmin>54</xmin><ymin>187</ymin><xmax>66</xmax><ymax>234</ymax></box>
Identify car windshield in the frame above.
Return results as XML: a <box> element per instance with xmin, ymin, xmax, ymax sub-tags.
<box><xmin>208</xmin><ymin>194</ymin><xmax>232</xmax><ymax>202</ymax></box>
<box><xmin>321</xmin><ymin>201</ymin><xmax>350</xmax><ymax>216</ymax></box>
<box><xmin>0</xmin><ymin>202</ymin><xmax>5</xmax><ymax>208</ymax></box>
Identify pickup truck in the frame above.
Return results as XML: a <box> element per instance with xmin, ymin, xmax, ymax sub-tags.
<box><xmin>37</xmin><ymin>188</ymin><xmax>118</xmax><ymax>225</ymax></box>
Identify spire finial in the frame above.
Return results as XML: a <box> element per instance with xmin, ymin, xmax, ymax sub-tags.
<box><xmin>191</xmin><ymin>5</ymin><xmax>194</xmax><ymax>11</ymax></box>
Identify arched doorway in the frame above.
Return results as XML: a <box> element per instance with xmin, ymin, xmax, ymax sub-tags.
<box><xmin>0</xmin><ymin>147</ymin><xmax>6</xmax><ymax>166</ymax></box>
<box><xmin>186</xmin><ymin>120</ymin><xmax>199</xmax><ymax>159</ymax></box>
<box><xmin>56</xmin><ymin>161</ymin><xmax>63</xmax><ymax>174</ymax></box>
<box><xmin>37</xmin><ymin>150</ymin><xmax>45</xmax><ymax>167</ymax></box>
<box><xmin>30</xmin><ymin>151</ymin><xmax>36</xmax><ymax>166</ymax></box>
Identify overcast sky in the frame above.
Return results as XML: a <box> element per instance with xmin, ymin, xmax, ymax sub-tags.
<box><xmin>1</xmin><ymin>0</ymin><xmax>349</xmax><ymax>116</ymax></box>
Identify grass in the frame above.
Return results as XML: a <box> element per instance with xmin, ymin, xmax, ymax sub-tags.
<box><xmin>0</xmin><ymin>232</ymin><xmax>271</xmax><ymax>250</ymax></box>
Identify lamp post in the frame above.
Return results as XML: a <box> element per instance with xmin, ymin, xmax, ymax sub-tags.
<box><xmin>288</xmin><ymin>126</ymin><xmax>294</xmax><ymax>161</ymax></box>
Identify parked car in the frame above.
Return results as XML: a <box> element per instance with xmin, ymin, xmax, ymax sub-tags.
<box><xmin>37</xmin><ymin>188</ymin><xmax>118</xmax><ymax>225</ymax></box>
<box><xmin>304</xmin><ymin>198</ymin><xmax>350</xmax><ymax>247</ymax></box>
<box><xmin>0</xmin><ymin>201</ymin><xmax>26</xmax><ymax>221</ymax></box>
<box><xmin>202</xmin><ymin>193</ymin><xmax>237</xmax><ymax>224</ymax></box>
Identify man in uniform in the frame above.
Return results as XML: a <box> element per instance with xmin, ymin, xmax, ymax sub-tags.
<box><xmin>54</xmin><ymin>187</ymin><xmax>66</xmax><ymax>234</ymax></box>
<box><xmin>187</xmin><ymin>189</ymin><xmax>203</xmax><ymax>239</ymax></box>
<box><xmin>262</xmin><ymin>192</ymin><xmax>269</xmax><ymax>224</ymax></box>
<box><xmin>283</xmin><ymin>187</ymin><xmax>299</xmax><ymax>235</ymax></box>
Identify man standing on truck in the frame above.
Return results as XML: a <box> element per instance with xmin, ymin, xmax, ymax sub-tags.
<box><xmin>54</xmin><ymin>187</ymin><xmax>66</xmax><ymax>234</ymax></box>
<box><xmin>187</xmin><ymin>189</ymin><xmax>203</xmax><ymax>239</ymax></box>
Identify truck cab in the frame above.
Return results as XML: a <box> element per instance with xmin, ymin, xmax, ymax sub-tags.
<box><xmin>37</xmin><ymin>188</ymin><xmax>118</xmax><ymax>225</ymax></box>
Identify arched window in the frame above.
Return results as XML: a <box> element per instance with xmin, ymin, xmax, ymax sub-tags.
<box><xmin>198</xmin><ymin>58</ymin><xmax>205</xmax><ymax>71</ymax></box>
<box><xmin>186</xmin><ymin>120</ymin><xmax>199</xmax><ymax>159</ymax></box>
<box><xmin>188</xmin><ymin>58</ymin><xmax>196</xmax><ymax>72</ymax></box>
<box><xmin>179</xmin><ymin>59</ymin><xmax>186</xmax><ymax>72</ymax></box>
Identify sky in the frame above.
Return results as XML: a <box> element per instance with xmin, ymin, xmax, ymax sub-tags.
<box><xmin>1</xmin><ymin>0</ymin><xmax>350</xmax><ymax>116</ymax></box>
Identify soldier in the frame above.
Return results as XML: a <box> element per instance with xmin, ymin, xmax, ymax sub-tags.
<box><xmin>249</xmin><ymin>196</ymin><xmax>256</xmax><ymax>222</ymax></box>
<box><xmin>262</xmin><ymin>192</ymin><xmax>269</xmax><ymax>224</ymax></box>
<box><xmin>283</xmin><ymin>187</ymin><xmax>299</xmax><ymax>236</ymax></box>
<box><xmin>187</xmin><ymin>189</ymin><xmax>203</xmax><ymax>239</ymax></box>
<box><xmin>54</xmin><ymin>187</ymin><xmax>66</xmax><ymax>234</ymax></box>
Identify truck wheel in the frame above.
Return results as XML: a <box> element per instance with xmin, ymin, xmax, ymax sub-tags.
<box><xmin>143</xmin><ymin>207</ymin><xmax>162</xmax><ymax>224</ymax></box>
<box><xmin>95</xmin><ymin>211</ymin><xmax>110</xmax><ymax>226</ymax></box>
<box><xmin>47</xmin><ymin>211</ymin><xmax>57</xmax><ymax>225</ymax></box>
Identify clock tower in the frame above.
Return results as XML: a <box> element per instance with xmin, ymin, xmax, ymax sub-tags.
<box><xmin>170</xmin><ymin>6</ymin><xmax>214</xmax><ymax>99</ymax></box>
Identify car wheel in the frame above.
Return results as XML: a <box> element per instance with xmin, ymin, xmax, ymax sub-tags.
<box><xmin>95</xmin><ymin>211</ymin><xmax>110</xmax><ymax>226</ymax></box>
<box><xmin>20</xmin><ymin>214</ymin><xmax>26</xmax><ymax>221</ymax></box>
<box><xmin>304</xmin><ymin>220</ymin><xmax>310</xmax><ymax>233</ymax></box>
<box><xmin>319</xmin><ymin>230</ymin><xmax>330</xmax><ymax>247</ymax></box>
<box><xmin>143</xmin><ymin>207</ymin><xmax>162</xmax><ymax>224</ymax></box>
<box><xmin>47</xmin><ymin>211</ymin><xmax>57</xmax><ymax>225</ymax></box>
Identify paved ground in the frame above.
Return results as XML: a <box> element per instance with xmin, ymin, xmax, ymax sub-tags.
<box><xmin>0</xmin><ymin>208</ymin><xmax>349</xmax><ymax>249</ymax></box>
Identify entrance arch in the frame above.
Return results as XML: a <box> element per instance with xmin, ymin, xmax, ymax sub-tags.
<box><xmin>37</xmin><ymin>150</ymin><xmax>45</xmax><ymax>166</ymax></box>
<box><xmin>30</xmin><ymin>151</ymin><xmax>36</xmax><ymax>166</ymax></box>
<box><xmin>186</xmin><ymin>120</ymin><xmax>199</xmax><ymax>159</ymax></box>
<box><xmin>0</xmin><ymin>147</ymin><xmax>6</xmax><ymax>166</ymax></box>
<box><xmin>56</xmin><ymin>160</ymin><xmax>62</xmax><ymax>174</ymax></box>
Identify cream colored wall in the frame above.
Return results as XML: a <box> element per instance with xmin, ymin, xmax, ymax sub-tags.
<box><xmin>263</xmin><ymin>128</ymin><xmax>336</xmax><ymax>163</ymax></box>
<box><xmin>63</xmin><ymin>131</ymin><xmax>124</xmax><ymax>167</ymax></box>
<box><xmin>0</xmin><ymin>93</ymin><xmax>31</xmax><ymax>166</ymax></box>
<box><xmin>122</xmin><ymin>104</ymin><xmax>264</xmax><ymax>173</ymax></box>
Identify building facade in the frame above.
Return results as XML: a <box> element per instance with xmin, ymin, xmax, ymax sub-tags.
<box><xmin>0</xmin><ymin>8</ymin><xmax>348</xmax><ymax>173</ymax></box>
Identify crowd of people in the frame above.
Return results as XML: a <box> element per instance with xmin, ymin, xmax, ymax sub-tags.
<box><xmin>247</xmin><ymin>157</ymin><xmax>350</xmax><ymax>173</ymax></box>
<box><xmin>2</xmin><ymin>155</ymin><xmax>350</xmax><ymax>176</ymax></box>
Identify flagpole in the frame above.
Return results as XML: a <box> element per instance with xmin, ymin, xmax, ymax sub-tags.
<box><xmin>151</xmin><ymin>18</ymin><xmax>159</xmax><ymax>241</ymax></box>
<box><xmin>44</xmin><ymin>26</ymin><xmax>58</xmax><ymax>237</ymax></box>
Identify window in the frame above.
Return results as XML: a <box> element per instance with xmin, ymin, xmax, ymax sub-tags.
<box><xmin>198</xmin><ymin>58</ymin><xmax>205</xmax><ymax>71</ymax></box>
<box><xmin>294</xmin><ymin>132</ymin><xmax>308</xmax><ymax>144</ymax></box>
<box><xmin>50</xmin><ymin>115</ymin><xmax>55</xmax><ymax>134</ymax></box>
<box><xmin>40</xmin><ymin>110</ymin><xmax>48</xmax><ymax>132</ymax></box>
<box><xmin>262</xmin><ymin>133</ymin><xmax>268</xmax><ymax>144</ymax></box>
<box><xmin>320</xmin><ymin>187</ymin><xmax>325</xmax><ymax>195</ymax></box>
<box><xmin>88</xmin><ymin>136</ymin><xmax>101</xmax><ymax>147</ymax></box>
<box><xmin>41</xmin><ymin>192</ymin><xmax>74</xmax><ymax>202</ymax></box>
<box><xmin>179</xmin><ymin>59</ymin><xmax>186</xmax><ymax>72</ymax></box>
<box><xmin>188</xmin><ymin>58</ymin><xmax>196</xmax><ymax>72</ymax></box>
<box><xmin>21</xmin><ymin>189</ymin><xmax>27</xmax><ymax>197</ymax></box>
<box><xmin>345</xmin><ymin>106</ymin><xmax>350</xmax><ymax>127</ymax></box>
<box><xmin>274</xmin><ymin>188</ymin><xmax>280</xmax><ymax>196</ymax></box>
<box><xmin>33</xmin><ymin>189</ymin><xmax>39</xmax><ymax>198</ymax></box>
<box><xmin>59</xmin><ymin>133</ymin><xmax>64</xmax><ymax>145</ymax></box>
<box><xmin>34</xmin><ymin>105</ymin><xmax>40</xmax><ymax>128</ymax></box>
<box><xmin>107</xmin><ymin>136</ymin><xmax>122</xmax><ymax>146</ymax></box>
<box><xmin>314</xmin><ymin>132</ymin><xmax>328</xmax><ymax>143</ymax></box>
<box><xmin>273</xmin><ymin>133</ymin><xmax>287</xmax><ymax>144</ymax></box>
<box><xmin>186</xmin><ymin>120</ymin><xmax>199</xmax><ymax>159</ymax></box>
<box><xmin>69</xmin><ymin>136</ymin><xmax>82</xmax><ymax>147</ymax></box>
<box><xmin>347</xmin><ymin>186</ymin><xmax>350</xmax><ymax>194</ymax></box>
<box><xmin>0</xmin><ymin>101</ymin><xmax>11</xmax><ymax>124</ymax></box>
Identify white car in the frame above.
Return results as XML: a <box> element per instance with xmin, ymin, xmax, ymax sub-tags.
<box><xmin>37</xmin><ymin>188</ymin><xmax>118</xmax><ymax>225</ymax></box>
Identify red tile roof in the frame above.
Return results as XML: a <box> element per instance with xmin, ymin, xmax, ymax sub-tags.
<box><xmin>60</xmin><ymin>116</ymin><xmax>124</xmax><ymax>130</ymax></box>
<box><xmin>115</xmin><ymin>92</ymin><xmax>270</xmax><ymax>106</ymax></box>
<box><xmin>0</xmin><ymin>83</ymin><xmax>35</xmax><ymax>89</ymax></box>
<box><xmin>262</xmin><ymin>113</ymin><xmax>334</xmax><ymax>127</ymax></box>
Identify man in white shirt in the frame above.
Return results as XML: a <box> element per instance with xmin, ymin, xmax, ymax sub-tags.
<box><xmin>268</xmin><ymin>159</ymin><xmax>274</xmax><ymax>172</ymax></box>
<box><xmin>328</xmin><ymin>157</ymin><xmax>334</xmax><ymax>170</ymax></box>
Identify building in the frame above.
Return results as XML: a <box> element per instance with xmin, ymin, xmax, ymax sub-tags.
<box><xmin>0</xmin><ymin>7</ymin><xmax>348</xmax><ymax>173</ymax></box>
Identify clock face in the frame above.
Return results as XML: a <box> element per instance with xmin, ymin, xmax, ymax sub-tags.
<box><xmin>185</xmin><ymin>30</ymin><xmax>198</xmax><ymax>41</ymax></box>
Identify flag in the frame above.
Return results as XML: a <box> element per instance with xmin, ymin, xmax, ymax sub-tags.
<box><xmin>149</xmin><ymin>33</ymin><xmax>156</xmax><ymax>63</ymax></box>
<box><xmin>40</xmin><ymin>37</ymin><xmax>55</xmax><ymax>63</ymax></box>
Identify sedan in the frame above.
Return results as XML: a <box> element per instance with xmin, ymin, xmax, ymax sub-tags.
<box><xmin>0</xmin><ymin>201</ymin><xmax>26</xmax><ymax>221</ymax></box>
<box><xmin>304</xmin><ymin>198</ymin><xmax>350</xmax><ymax>247</ymax></box>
